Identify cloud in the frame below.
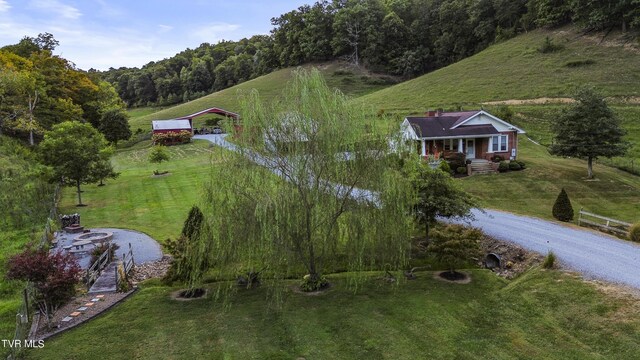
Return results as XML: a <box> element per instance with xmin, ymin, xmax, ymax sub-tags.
<box><xmin>158</xmin><ymin>24</ymin><xmax>173</xmax><ymax>34</ymax></box>
<box><xmin>94</xmin><ymin>0</ymin><xmax>125</xmax><ymax>20</ymax></box>
<box><xmin>0</xmin><ymin>0</ymin><xmax>10</xmax><ymax>12</ymax></box>
<box><xmin>191</xmin><ymin>22</ymin><xmax>241</xmax><ymax>43</ymax></box>
<box><xmin>29</xmin><ymin>0</ymin><xmax>81</xmax><ymax>20</ymax></box>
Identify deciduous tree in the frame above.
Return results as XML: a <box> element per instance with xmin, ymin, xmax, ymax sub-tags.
<box><xmin>99</xmin><ymin>108</ymin><xmax>131</xmax><ymax>146</ymax></box>
<box><xmin>549</xmin><ymin>87</ymin><xmax>629</xmax><ymax>179</ymax></box>
<box><xmin>413</xmin><ymin>164</ymin><xmax>477</xmax><ymax>243</ymax></box>
<box><xmin>149</xmin><ymin>145</ymin><xmax>169</xmax><ymax>174</ymax></box>
<box><xmin>39</xmin><ymin>121</ymin><xmax>110</xmax><ymax>206</ymax></box>
<box><xmin>428</xmin><ymin>224</ymin><xmax>482</xmax><ymax>276</ymax></box>
<box><xmin>184</xmin><ymin>69</ymin><xmax>414</xmax><ymax>292</ymax></box>
<box><xmin>6</xmin><ymin>246</ymin><xmax>80</xmax><ymax>327</ymax></box>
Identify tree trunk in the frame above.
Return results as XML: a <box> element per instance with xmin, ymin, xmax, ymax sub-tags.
<box><xmin>587</xmin><ymin>157</ymin><xmax>594</xmax><ymax>179</ymax></box>
<box><xmin>76</xmin><ymin>179</ymin><xmax>83</xmax><ymax>206</ymax></box>
<box><xmin>308</xmin><ymin>242</ymin><xmax>317</xmax><ymax>281</ymax></box>
<box><xmin>29</xmin><ymin>130</ymin><xmax>34</xmax><ymax>146</ymax></box>
<box><xmin>425</xmin><ymin>221</ymin><xmax>430</xmax><ymax>244</ymax></box>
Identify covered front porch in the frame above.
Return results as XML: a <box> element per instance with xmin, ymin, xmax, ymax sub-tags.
<box><xmin>418</xmin><ymin>137</ymin><xmax>492</xmax><ymax>161</ymax></box>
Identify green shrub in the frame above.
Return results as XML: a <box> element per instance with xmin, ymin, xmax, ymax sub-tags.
<box><xmin>341</xmin><ymin>76</ymin><xmax>356</xmax><ymax>85</ymax></box>
<box><xmin>552</xmin><ymin>188</ymin><xmax>574</xmax><ymax>222</ymax></box>
<box><xmin>542</xmin><ymin>251</ymin><xmax>556</xmax><ymax>269</ymax></box>
<box><xmin>517</xmin><ymin>160</ymin><xmax>526</xmax><ymax>169</ymax></box>
<box><xmin>445</xmin><ymin>152</ymin><xmax>465</xmax><ymax>170</ymax></box>
<box><xmin>629</xmin><ymin>223</ymin><xmax>640</xmax><ymax>242</ymax></box>
<box><xmin>498</xmin><ymin>161</ymin><xmax>509</xmax><ymax>172</ymax></box>
<box><xmin>491</xmin><ymin>155</ymin><xmax>503</xmax><ymax>163</ymax></box>
<box><xmin>456</xmin><ymin>166</ymin><xmax>467</xmax><ymax>174</ymax></box>
<box><xmin>565</xmin><ymin>59</ymin><xmax>595</xmax><ymax>68</ymax></box>
<box><xmin>538</xmin><ymin>36</ymin><xmax>564</xmax><ymax>53</ymax></box>
<box><xmin>333</xmin><ymin>69</ymin><xmax>353</xmax><ymax>76</ymax></box>
<box><xmin>439</xmin><ymin>160</ymin><xmax>451</xmax><ymax>174</ymax></box>
<box><xmin>509</xmin><ymin>161</ymin><xmax>522</xmax><ymax>171</ymax></box>
<box><xmin>300</xmin><ymin>274</ymin><xmax>329</xmax><ymax>292</ymax></box>
<box><xmin>152</xmin><ymin>130</ymin><xmax>192</xmax><ymax>145</ymax></box>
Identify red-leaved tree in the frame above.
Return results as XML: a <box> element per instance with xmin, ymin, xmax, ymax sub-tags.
<box><xmin>6</xmin><ymin>246</ymin><xmax>81</xmax><ymax>327</ymax></box>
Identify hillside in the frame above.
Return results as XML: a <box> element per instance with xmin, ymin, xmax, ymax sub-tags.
<box><xmin>129</xmin><ymin>62</ymin><xmax>395</xmax><ymax>131</ymax></box>
<box><xmin>359</xmin><ymin>26</ymin><xmax>640</xmax><ymax>171</ymax></box>
<box><xmin>360</xmin><ymin>27</ymin><xmax>640</xmax><ymax>113</ymax></box>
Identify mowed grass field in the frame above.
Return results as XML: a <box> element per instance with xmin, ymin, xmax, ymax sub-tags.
<box><xmin>59</xmin><ymin>140</ymin><xmax>226</xmax><ymax>242</ymax></box>
<box><xmin>27</xmin><ymin>269</ymin><xmax>640</xmax><ymax>359</ymax></box>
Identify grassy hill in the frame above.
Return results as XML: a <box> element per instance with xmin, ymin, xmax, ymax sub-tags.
<box><xmin>359</xmin><ymin>27</ymin><xmax>640</xmax><ymax>113</ymax></box>
<box><xmin>129</xmin><ymin>62</ymin><xmax>396</xmax><ymax>131</ymax></box>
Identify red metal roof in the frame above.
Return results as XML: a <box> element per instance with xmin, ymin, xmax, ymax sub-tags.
<box><xmin>176</xmin><ymin>107</ymin><xmax>240</xmax><ymax>120</ymax></box>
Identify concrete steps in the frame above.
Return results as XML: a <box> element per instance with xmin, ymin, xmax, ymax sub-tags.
<box><xmin>469</xmin><ymin>160</ymin><xmax>497</xmax><ymax>175</ymax></box>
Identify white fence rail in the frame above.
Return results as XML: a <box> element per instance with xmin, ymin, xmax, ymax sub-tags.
<box><xmin>577</xmin><ymin>208</ymin><xmax>631</xmax><ymax>236</ymax></box>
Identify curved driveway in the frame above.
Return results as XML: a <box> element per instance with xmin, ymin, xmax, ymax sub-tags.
<box><xmin>457</xmin><ymin>209</ymin><xmax>640</xmax><ymax>289</ymax></box>
<box><xmin>196</xmin><ymin>134</ymin><xmax>640</xmax><ymax>289</ymax></box>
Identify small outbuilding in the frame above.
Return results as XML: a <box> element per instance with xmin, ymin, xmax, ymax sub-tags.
<box><xmin>151</xmin><ymin>119</ymin><xmax>193</xmax><ymax>135</ymax></box>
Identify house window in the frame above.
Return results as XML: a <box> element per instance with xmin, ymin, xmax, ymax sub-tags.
<box><xmin>443</xmin><ymin>139</ymin><xmax>453</xmax><ymax>151</ymax></box>
<box><xmin>490</xmin><ymin>135</ymin><xmax>508</xmax><ymax>152</ymax></box>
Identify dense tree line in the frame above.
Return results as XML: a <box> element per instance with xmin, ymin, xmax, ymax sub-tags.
<box><xmin>101</xmin><ymin>0</ymin><xmax>640</xmax><ymax>109</ymax></box>
<box><xmin>101</xmin><ymin>35</ymin><xmax>276</xmax><ymax>107</ymax></box>
<box><xmin>0</xmin><ymin>33</ymin><xmax>130</xmax><ymax>145</ymax></box>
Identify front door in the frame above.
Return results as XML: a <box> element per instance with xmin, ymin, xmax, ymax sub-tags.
<box><xmin>466</xmin><ymin>139</ymin><xmax>475</xmax><ymax>159</ymax></box>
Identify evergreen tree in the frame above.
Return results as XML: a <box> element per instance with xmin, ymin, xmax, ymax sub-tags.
<box><xmin>552</xmin><ymin>188</ymin><xmax>574</xmax><ymax>222</ymax></box>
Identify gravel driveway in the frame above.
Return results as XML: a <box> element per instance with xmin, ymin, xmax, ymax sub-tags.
<box><xmin>196</xmin><ymin>134</ymin><xmax>640</xmax><ymax>289</ymax></box>
<box><xmin>457</xmin><ymin>209</ymin><xmax>640</xmax><ymax>289</ymax></box>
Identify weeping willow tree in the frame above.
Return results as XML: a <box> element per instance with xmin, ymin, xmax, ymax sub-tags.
<box><xmin>183</xmin><ymin>69</ymin><xmax>415</xmax><ymax>292</ymax></box>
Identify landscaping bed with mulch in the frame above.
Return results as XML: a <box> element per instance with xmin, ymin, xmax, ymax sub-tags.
<box><xmin>34</xmin><ymin>289</ymin><xmax>136</xmax><ymax>341</ymax></box>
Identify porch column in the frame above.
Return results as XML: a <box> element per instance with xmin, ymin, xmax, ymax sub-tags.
<box><xmin>421</xmin><ymin>140</ymin><xmax>426</xmax><ymax>156</ymax></box>
<box><xmin>457</xmin><ymin>138</ymin><xmax>463</xmax><ymax>152</ymax></box>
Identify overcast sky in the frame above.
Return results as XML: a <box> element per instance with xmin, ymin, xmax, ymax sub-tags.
<box><xmin>0</xmin><ymin>0</ymin><xmax>310</xmax><ymax>70</ymax></box>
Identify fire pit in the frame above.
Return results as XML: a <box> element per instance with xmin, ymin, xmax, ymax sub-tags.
<box><xmin>64</xmin><ymin>224</ymin><xmax>84</xmax><ymax>234</ymax></box>
<box><xmin>73</xmin><ymin>231</ymin><xmax>113</xmax><ymax>244</ymax></box>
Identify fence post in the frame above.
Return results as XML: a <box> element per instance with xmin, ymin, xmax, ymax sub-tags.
<box><xmin>22</xmin><ymin>289</ymin><xmax>29</xmax><ymax>320</ymax></box>
<box><xmin>578</xmin><ymin>207</ymin><xmax>583</xmax><ymax>226</ymax></box>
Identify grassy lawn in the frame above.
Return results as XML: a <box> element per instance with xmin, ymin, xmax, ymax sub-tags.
<box><xmin>27</xmin><ymin>268</ymin><xmax>640</xmax><ymax>359</ymax></box>
<box><xmin>459</xmin><ymin>139</ymin><xmax>640</xmax><ymax>223</ymax></box>
<box><xmin>359</xmin><ymin>27</ymin><xmax>640</xmax><ymax>114</ymax></box>
<box><xmin>506</xmin><ymin>104</ymin><xmax>640</xmax><ymax>170</ymax></box>
<box><xmin>59</xmin><ymin>140</ymin><xmax>226</xmax><ymax>242</ymax></box>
